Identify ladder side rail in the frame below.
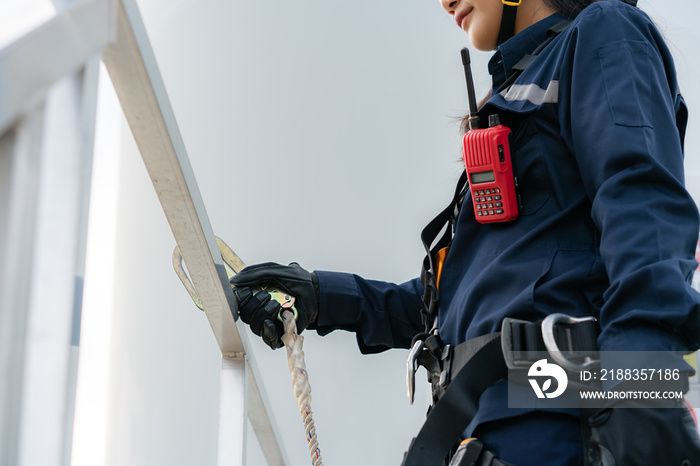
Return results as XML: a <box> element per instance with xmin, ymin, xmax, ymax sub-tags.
<box><xmin>102</xmin><ymin>1</ymin><xmax>289</xmax><ymax>464</ymax></box>
<box><xmin>0</xmin><ymin>1</ymin><xmax>109</xmax><ymax>464</ymax></box>
<box><xmin>0</xmin><ymin>106</ymin><xmax>47</xmax><ymax>466</ymax></box>
<box><xmin>16</xmin><ymin>63</ymin><xmax>101</xmax><ymax>466</ymax></box>
<box><xmin>0</xmin><ymin>66</ymin><xmax>101</xmax><ymax>466</ymax></box>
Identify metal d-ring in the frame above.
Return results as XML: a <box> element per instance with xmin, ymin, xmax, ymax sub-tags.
<box><xmin>541</xmin><ymin>313</ymin><xmax>599</xmax><ymax>372</ymax></box>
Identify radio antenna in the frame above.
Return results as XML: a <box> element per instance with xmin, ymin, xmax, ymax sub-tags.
<box><xmin>460</xmin><ymin>47</ymin><xmax>480</xmax><ymax>131</ymax></box>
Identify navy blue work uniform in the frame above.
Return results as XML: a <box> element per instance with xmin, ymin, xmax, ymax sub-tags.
<box><xmin>311</xmin><ymin>2</ymin><xmax>700</xmax><ymax>464</ymax></box>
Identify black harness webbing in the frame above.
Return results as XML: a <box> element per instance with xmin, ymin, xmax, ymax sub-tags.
<box><xmin>496</xmin><ymin>2</ymin><xmax>520</xmax><ymax>47</ymax></box>
<box><xmin>419</xmin><ymin>171</ymin><xmax>468</xmax><ymax>331</ymax></box>
<box><xmin>403</xmin><ymin>318</ymin><xmax>601</xmax><ymax>466</ymax></box>
<box><xmin>402</xmin><ymin>334</ymin><xmax>506</xmax><ymax>466</ymax></box>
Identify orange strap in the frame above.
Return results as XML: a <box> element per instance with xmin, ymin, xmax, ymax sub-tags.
<box><xmin>434</xmin><ymin>247</ymin><xmax>449</xmax><ymax>290</ymax></box>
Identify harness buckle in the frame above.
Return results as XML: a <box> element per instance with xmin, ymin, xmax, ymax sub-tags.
<box><xmin>500</xmin><ymin>317</ymin><xmax>536</xmax><ymax>370</ymax></box>
<box><xmin>406</xmin><ymin>339</ymin><xmax>425</xmax><ymax>405</ymax></box>
<box><xmin>438</xmin><ymin>344</ymin><xmax>453</xmax><ymax>388</ymax></box>
<box><xmin>541</xmin><ymin>313</ymin><xmax>599</xmax><ymax>372</ymax></box>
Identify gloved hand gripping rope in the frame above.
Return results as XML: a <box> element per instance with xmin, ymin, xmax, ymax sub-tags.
<box><xmin>173</xmin><ymin>239</ymin><xmax>322</xmax><ymax>466</ymax></box>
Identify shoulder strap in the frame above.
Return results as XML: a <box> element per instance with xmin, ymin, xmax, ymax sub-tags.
<box><xmin>497</xmin><ymin>2</ymin><xmax>520</xmax><ymax>46</ymax></box>
<box><xmin>419</xmin><ymin>171</ymin><xmax>469</xmax><ymax>332</ymax></box>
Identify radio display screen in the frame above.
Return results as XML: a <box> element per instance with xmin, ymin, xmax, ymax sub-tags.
<box><xmin>470</xmin><ymin>170</ymin><xmax>495</xmax><ymax>184</ymax></box>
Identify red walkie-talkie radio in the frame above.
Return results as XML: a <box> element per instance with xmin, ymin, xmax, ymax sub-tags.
<box><xmin>460</xmin><ymin>48</ymin><xmax>519</xmax><ymax>223</ymax></box>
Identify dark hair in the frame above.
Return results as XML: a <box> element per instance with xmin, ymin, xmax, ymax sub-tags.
<box><xmin>542</xmin><ymin>0</ymin><xmax>601</xmax><ymax>19</ymax></box>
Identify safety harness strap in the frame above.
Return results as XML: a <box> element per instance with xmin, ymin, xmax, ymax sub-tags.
<box><xmin>404</xmin><ymin>317</ymin><xmax>603</xmax><ymax>465</ymax></box>
<box><xmin>402</xmin><ymin>333</ymin><xmax>506</xmax><ymax>466</ymax></box>
<box><xmin>503</xmin><ymin>317</ymin><xmax>598</xmax><ymax>360</ymax></box>
<box><xmin>420</xmin><ymin>171</ymin><xmax>468</xmax><ymax>331</ymax></box>
<box><xmin>497</xmin><ymin>1</ymin><xmax>520</xmax><ymax>46</ymax></box>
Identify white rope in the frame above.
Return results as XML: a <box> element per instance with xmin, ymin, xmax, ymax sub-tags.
<box><xmin>280</xmin><ymin>310</ymin><xmax>323</xmax><ymax>466</ymax></box>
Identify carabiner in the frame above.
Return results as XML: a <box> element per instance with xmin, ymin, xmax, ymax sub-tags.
<box><xmin>406</xmin><ymin>339</ymin><xmax>425</xmax><ymax>405</ymax></box>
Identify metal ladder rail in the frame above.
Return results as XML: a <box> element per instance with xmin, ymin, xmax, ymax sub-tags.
<box><xmin>102</xmin><ymin>0</ymin><xmax>289</xmax><ymax>464</ymax></box>
<box><xmin>0</xmin><ymin>1</ymin><xmax>110</xmax><ymax>464</ymax></box>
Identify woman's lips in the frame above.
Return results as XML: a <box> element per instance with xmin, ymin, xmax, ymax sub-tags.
<box><xmin>455</xmin><ymin>7</ymin><xmax>473</xmax><ymax>30</ymax></box>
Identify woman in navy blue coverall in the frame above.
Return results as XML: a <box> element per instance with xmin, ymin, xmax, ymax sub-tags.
<box><xmin>231</xmin><ymin>0</ymin><xmax>700</xmax><ymax>464</ymax></box>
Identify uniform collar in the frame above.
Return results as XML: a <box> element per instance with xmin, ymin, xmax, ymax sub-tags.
<box><xmin>488</xmin><ymin>12</ymin><xmax>567</xmax><ymax>92</ymax></box>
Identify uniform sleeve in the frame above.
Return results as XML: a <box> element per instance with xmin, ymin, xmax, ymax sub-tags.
<box><xmin>561</xmin><ymin>4</ymin><xmax>700</xmax><ymax>352</ymax></box>
<box><xmin>311</xmin><ymin>271</ymin><xmax>425</xmax><ymax>354</ymax></box>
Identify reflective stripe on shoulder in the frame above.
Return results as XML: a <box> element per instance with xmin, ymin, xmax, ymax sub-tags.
<box><xmin>500</xmin><ymin>80</ymin><xmax>559</xmax><ymax>105</ymax></box>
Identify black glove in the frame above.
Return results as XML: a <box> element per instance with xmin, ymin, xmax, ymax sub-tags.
<box><xmin>230</xmin><ymin>262</ymin><xmax>319</xmax><ymax>349</ymax></box>
<box><xmin>585</xmin><ymin>402</ymin><xmax>700</xmax><ymax>465</ymax></box>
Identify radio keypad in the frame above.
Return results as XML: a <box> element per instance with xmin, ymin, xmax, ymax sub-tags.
<box><xmin>474</xmin><ymin>187</ymin><xmax>506</xmax><ymax>217</ymax></box>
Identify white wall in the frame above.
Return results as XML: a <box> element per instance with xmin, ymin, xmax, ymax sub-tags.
<box><xmin>74</xmin><ymin>1</ymin><xmax>700</xmax><ymax>466</ymax></box>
